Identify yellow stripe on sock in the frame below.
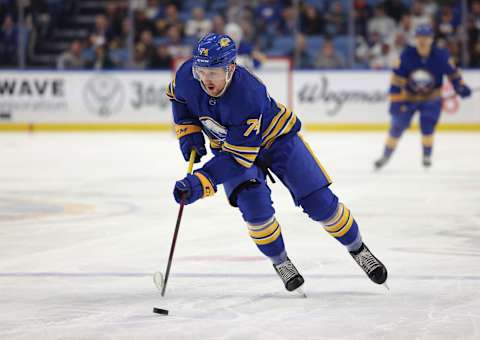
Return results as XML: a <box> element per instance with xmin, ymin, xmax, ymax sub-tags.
<box><xmin>253</xmin><ymin>225</ymin><xmax>282</xmax><ymax>245</ymax></box>
<box><xmin>422</xmin><ymin>134</ymin><xmax>434</xmax><ymax>147</ymax></box>
<box><xmin>329</xmin><ymin>214</ymin><xmax>354</xmax><ymax>238</ymax></box>
<box><xmin>249</xmin><ymin>220</ymin><xmax>280</xmax><ymax>239</ymax></box>
<box><xmin>323</xmin><ymin>203</ymin><xmax>344</xmax><ymax>226</ymax></box>
<box><xmin>324</xmin><ymin>207</ymin><xmax>351</xmax><ymax>233</ymax></box>
<box><xmin>386</xmin><ymin>136</ymin><xmax>399</xmax><ymax>148</ymax></box>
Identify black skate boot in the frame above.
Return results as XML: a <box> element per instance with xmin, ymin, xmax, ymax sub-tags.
<box><xmin>273</xmin><ymin>257</ymin><xmax>305</xmax><ymax>292</ymax></box>
<box><xmin>350</xmin><ymin>243</ymin><xmax>388</xmax><ymax>285</ymax></box>
<box><xmin>374</xmin><ymin>156</ymin><xmax>390</xmax><ymax>170</ymax></box>
<box><xmin>422</xmin><ymin>155</ymin><xmax>432</xmax><ymax>168</ymax></box>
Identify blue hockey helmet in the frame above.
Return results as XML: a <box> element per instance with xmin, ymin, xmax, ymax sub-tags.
<box><xmin>415</xmin><ymin>24</ymin><xmax>434</xmax><ymax>37</ymax></box>
<box><xmin>192</xmin><ymin>33</ymin><xmax>237</xmax><ymax>68</ymax></box>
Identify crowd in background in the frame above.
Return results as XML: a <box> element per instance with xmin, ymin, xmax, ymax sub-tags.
<box><xmin>1</xmin><ymin>0</ymin><xmax>480</xmax><ymax>70</ymax></box>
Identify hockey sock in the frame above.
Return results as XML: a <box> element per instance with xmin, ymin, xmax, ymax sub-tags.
<box><xmin>247</xmin><ymin>217</ymin><xmax>286</xmax><ymax>264</ymax></box>
<box><xmin>383</xmin><ymin>135</ymin><xmax>399</xmax><ymax>158</ymax></box>
<box><xmin>322</xmin><ymin>203</ymin><xmax>363</xmax><ymax>251</ymax></box>
<box><xmin>422</xmin><ymin>134</ymin><xmax>433</xmax><ymax>157</ymax></box>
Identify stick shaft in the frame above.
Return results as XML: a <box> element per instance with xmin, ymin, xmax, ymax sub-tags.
<box><xmin>161</xmin><ymin>149</ymin><xmax>196</xmax><ymax>297</ymax></box>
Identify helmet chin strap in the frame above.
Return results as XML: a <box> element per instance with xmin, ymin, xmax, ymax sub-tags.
<box><xmin>200</xmin><ymin>64</ymin><xmax>235</xmax><ymax>98</ymax></box>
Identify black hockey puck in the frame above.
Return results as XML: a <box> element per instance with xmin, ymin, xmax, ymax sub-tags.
<box><xmin>153</xmin><ymin>307</ymin><xmax>169</xmax><ymax>315</ymax></box>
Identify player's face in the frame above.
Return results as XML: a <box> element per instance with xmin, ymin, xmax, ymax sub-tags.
<box><xmin>415</xmin><ymin>36</ymin><xmax>433</xmax><ymax>55</ymax></box>
<box><xmin>195</xmin><ymin>64</ymin><xmax>235</xmax><ymax>96</ymax></box>
<box><xmin>195</xmin><ymin>67</ymin><xmax>227</xmax><ymax>96</ymax></box>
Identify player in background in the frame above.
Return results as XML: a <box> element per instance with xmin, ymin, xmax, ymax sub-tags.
<box><xmin>167</xmin><ymin>33</ymin><xmax>388</xmax><ymax>293</ymax></box>
<box><xmin>374</xmin><ymin>24</ymin><xmax>472</xmax><ymax>170</ymax></box>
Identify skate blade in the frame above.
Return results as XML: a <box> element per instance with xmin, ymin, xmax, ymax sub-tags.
<box><xmin>153</xmin><ymin>271</ymin><xmax>164</xmax><ymax>291</ymax></box>
<box><xmin>294</xmin><ymin>287</ymin><xmax>307</xmax><ymax>298</ymax></box>
<box><xmin>382</xmin><ymin>281</ymin><xmax>390</xmax><ymax>290</ymax></box>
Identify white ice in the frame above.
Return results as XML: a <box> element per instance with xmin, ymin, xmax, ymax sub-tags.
<box><xmin>1</xmin><ymin>131</ymin><xmax>479</xmax><ymax>340</ymax></box>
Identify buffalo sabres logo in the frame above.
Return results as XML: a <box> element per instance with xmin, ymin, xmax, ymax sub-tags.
<box><xmin>199</xmin><ymin>48</ymin><xmax>208</xmax><ymax>56</ymax></box>
<box><xmin>408</xmin><ymin>69</ymin><xmax>435</xmax><ymax>95</ymax></box>
<box><xmin>199</xmin><ymin>116</ymin><xmax>227</xmax><ymax>141</ymax></box>
<box><xmin>219</xmin><ymin>37</ymin><xmax>231</xmax><ymax>48</ymax></box>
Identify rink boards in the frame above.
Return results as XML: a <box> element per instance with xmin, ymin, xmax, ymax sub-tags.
<box><xmin>0</xmin><ymin>69</ymin><xmax>479</xmax><ymax>131</ymax></box>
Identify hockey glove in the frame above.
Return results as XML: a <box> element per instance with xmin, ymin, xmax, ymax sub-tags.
<box><xmin>389</xmin><ymin>101</ymin><xmax>412</xmax><ymax>115</ymax></box>
<box><xmin>175</xmin><ymin>123</ymin><xmax>207</xmax><ymax>163</ymax></box>
<box><xmin>454</xmin><ymin>84</ymin><xmax>472</xmax><ymax>98</ymax></box>
<box><xmin>173</xmin><ymin>171</ymin><xmax>216</xmax><ymax>205</ymax></box>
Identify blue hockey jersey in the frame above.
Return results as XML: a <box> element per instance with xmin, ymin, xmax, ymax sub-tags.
<box><xmin>166</xmin><ymin>59</ymin><xmax>301</xmax><ymax>185</ymax></box>
<box><xmin>390</xmin><ymin>45</ymin><xmax>465</xmax><ymax>103</ymax></box>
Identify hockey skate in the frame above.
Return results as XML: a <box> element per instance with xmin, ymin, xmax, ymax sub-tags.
<box><xmin>350</xmin><ymin>243</ymin><xmax>388</xmax><ymax>285</ymax></box>
<box><xmin>422</xmin><ymin>155</ymin><xmax>432</xmax><ymax>167</ymax></box>
<box><xmin>373</xmin><ymin>156</ymin><xmax>390</xmax><ymax>170</ymax></box>
<box><xmin>273</xmin><ymin>257</ymin><xmax>305</xmax><ymax>293</ymax></box>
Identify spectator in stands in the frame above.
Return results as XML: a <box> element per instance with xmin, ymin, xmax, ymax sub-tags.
<box><xmin>300</xmin><ymin>3</ymin><xmax>323</xmax><ymax>35</ymax></box>
<box><xmin>410</xmin><ymin>0</ymin><xmax>432</xmax><ymax>29</ymax></box>
<box><xmin>135</xmin><ymin>8</ymin><xmax>155</xmax><ymax>39</ymax></box>
<box><xmin>150</xmin><ymin>43</ymin><xmax>172</xmax><ymax>69</ymax></box>
<box><xmin>468</xmin><ymin>0</ymin><xmax>480</xmax><ymax>64</ymax></box>
<box><xmin>255</xmin><ymin>0</ymin><xmax>284</xmax><ymax>33</ymax></box>
<box><xmin>436</xmin><ymin>5</ymin><xmax>458</xmax><ymax>40</ymax></box>
<box><xmin>154</xmin><ymin>16</ymin><xmax>169</xmax><ymax>37</ymax></box>
<box><xmin>314</xmin><ymin>39</ymin><xmax>345</xmax><ymax>69</ymax></box>
<box><xmin>164</xmin><ymin>4</ymin><xmax>184</xmax><ymax>35</ymax></box>
<box><xmin>324</xmin><ymin>1</ymin><xmax>347</xmax><ymax>36</ymax></box>
<box><xmin>422</xmin><ymin>0</ymin><xmax>439</xmax><ymax>19</ymax></box>
<box><xmin>108</xmin><ymin>37</ymin><xmax>128</xmax><ymax>68</ymax></box>
<box><xmin>211</xmin><ymin>14</ymin><xmax>226</xmax><ymax>34</ymax></box>
<box><xmin>56</xmin><ymin>39</ymin><xmax>87</xmax><ymax>69</ymax></box>
<box><xmin>105</xmin><ymin>1</ymin><xmax>127</xmax><ymax>39</ymax></box>
<box><xmin>140</xmin><ymin>29</ymin><xmax>155</xmax><ymax>64</ymax></box>
<box><xmin>396</xmin><ymin>14</ymin><xmax>416</xmax><ymax>46</ymax></box>
<box><xmin>239</xmin><ymin>17</ymin><xmax>256</xmax><ymax>42</ymax></box>
<box><xmin>356</xmin><ymin>30</ymin><xmax>382</xmax><ymax>68</ymax></box>
<box><xmin>131</xmin><ymin>42</ymin><xmax>148</xmax><ymax>69</ymax></box>
<box><xmin>144</xmin><ymin>0</ymin><xmax>162</xmax><ymax>21</ymax></box>
<box><xmin>225</xmin><ymin>22</ymin><xmax>266</xmax><ymax>70</ymax></box>
<box><xmin>118</xmin><ymin>17</ymin><xmax>131</xmax><ymax>47</ymax></box>
<box><xmin>87</xmin><ymin>44</ymin><xmax>114</xmax><ymax>70</ymax></box>
<box><xmin>278</xmin><ymin>5</ymin><xmax>296</xmax><ymax>36</ymax></box>
<box><xmin>90</xmin><ymin>14</ymin><xmax>115</xmax><ymax>47</ymax></box>
<box><xmin>226</xmin><ymin>0</ymin><xmax>252</xmax><ymax>24</ymax></box>
<box><xmin>290</xmin><ymin>33</ymin><xmax>313</xmax><ymax>69</ymax></box>
<box><xmin>369</xmin><ymin>42</ymin><xmax>397</xmax><ymax>69</ymax></box>
<box><xmin>384</xmin><ymin>0</ymin><xmax>408</xmax><ymax>23</ymax></box>
<box><xmin>165</xmin><ymin>25</ymin><xmax>190</xmax><ymax>58</ymax></box>
<box><xmin>255</xmin><ymin>0</ymin><xmax>284</xmax><ymax>48</ymax></box>
<box><xmin>185</xmin><ymin>7</ymin><xmax>212</xmax><ymax>39</ymax></box>
<box><xmin>390</xmin><ymin>31</ymin><xmax>407</xmax><ymax>57</ymax></box>
<box><xmin>0</xmin><ymin>14</ymin><xmax>17</xmax><ymax>66</ymax></box>
<box><xmin>353</xmin><ymin>0</ymin><xmax>373</xmax><ymax>38</ymax></box>
<box><xmin>367</xmin><ymin>4</ymin><xmax>396</xmax><ymax>42</ymax></box>
<box><xmin>470</xmin><ymin>40</ymin><xmax>480</xmax><ymax>67</ymax></box>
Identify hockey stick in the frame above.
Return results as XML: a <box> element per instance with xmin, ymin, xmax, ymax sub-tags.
<box><xmin>153</xmin><ymin>149</ymin><xmax>196</xmax><ymax>296</ymax></box>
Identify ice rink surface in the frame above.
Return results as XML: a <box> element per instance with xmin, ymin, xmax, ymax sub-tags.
<box><xmin>1</xmin><ymin>131</ymin><xmax>479</xmax><ymax>340</ymax></box>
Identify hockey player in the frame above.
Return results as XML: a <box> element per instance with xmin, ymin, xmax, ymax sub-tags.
<box><xmin>167</xmin><ymin>33</ymin><xmax>388</xmax><ymax>293</ymax></box>
<box><xmin>374</xmin><ymin>24</ymin><xmax>472</xmax><ymax>169</ymax></box>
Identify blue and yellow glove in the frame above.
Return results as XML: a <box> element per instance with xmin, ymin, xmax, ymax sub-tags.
<box><xmin>175</xmin><ymin>122</ymin><xmax>207</xmax><ymax>163</ymax></box>
<box><xmin>173</xmin><ymin>171</ymin><xmax>217</xmax><ymax>205</ymax></box>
